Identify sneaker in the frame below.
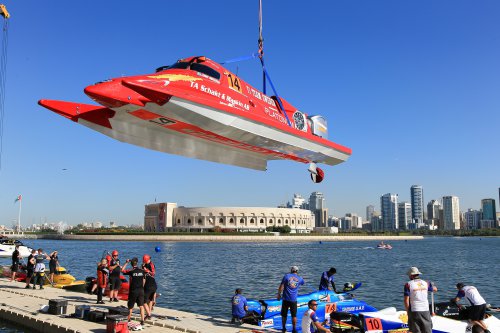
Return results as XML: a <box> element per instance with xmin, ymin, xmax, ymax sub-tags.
<box><xmin>97</xmin><ymin>301</ymin><xmax>105</xmax><ymax>304</ymax></box>
<box><xmin>24</xmin><ymin>286</ymin><xmax>30</xmax><ymax>289</ymax></box>
<box><xmin>113</xmin><ymin>298</ymin><xmax>119</xmax><ymax>302</ymax></box>
<box><xmin>40</xmin><ymin>287</ymin><xmax>44</xmax><ymax>290</ymax></box>
<box><xmin>32</xmin><ymin>286</ymin><xmax>36</xmax><ymax>289</ymax></box>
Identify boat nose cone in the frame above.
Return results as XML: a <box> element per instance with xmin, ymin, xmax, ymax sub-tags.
<box><xmin>84</xmin><ymin>80</ymin><xmax>130</xmax><ymax>108</ymax></box>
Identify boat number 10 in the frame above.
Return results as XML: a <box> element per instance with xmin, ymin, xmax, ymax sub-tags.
<box><xmin>364</xmin><ymin>317</ymin><xmax>382</xmax><ymax>331</ymax></box>
<box><xmin>227</xmin><ymin>73</ymin><xmax>242</xmax><ymax>93</ymax></box>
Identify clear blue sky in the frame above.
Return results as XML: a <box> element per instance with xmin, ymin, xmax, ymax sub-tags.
<box><xmin>0</xmin><ymin>1</ymin><xmax>499</xmax><ymax>227</ymax></box>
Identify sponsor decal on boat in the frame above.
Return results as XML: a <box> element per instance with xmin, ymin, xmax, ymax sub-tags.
<box><xmin>259</xmin><ymin>318</ymin><xmax>274</xmax><ymax>327</ymax></box>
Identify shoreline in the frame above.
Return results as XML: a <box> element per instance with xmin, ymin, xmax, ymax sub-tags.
<box><xmin>17</xmin><ymin>234</ymin><xmax>424</xmax><ymax>242</ymax></box>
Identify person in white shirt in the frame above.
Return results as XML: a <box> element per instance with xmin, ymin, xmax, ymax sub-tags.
<box><xmin>403</xmin><ymin>266</ymin><xmax>437</xmax><ymax>333</ymax></box>
<box><xmin>301</xmin><ymin>300</ymin><xmax>329</xmax><ymax>333</ymax></box>
<box><xmin>452</xmin><ymin>283</ymin><xmax>489</xmax><ymax>332</ymax></box>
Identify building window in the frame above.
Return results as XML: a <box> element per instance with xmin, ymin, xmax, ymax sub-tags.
<box><xmin>269</xmin><ymin>219</ymin><xmax>273</xmax><ymax>224</ymax></box>
<box><xmin>292</xmin><ymin>219</ymin><xmax>295</xmax><ymax>224</ymax></box>
<box><xmin>240</xmin><ymin>218</ymin><xmax>245</xmax><ymax>224</ymax></box>
<box><xmin>285</xmin><ymin>219</ymin><xmax>289</xmax><ymax>224</ymax></box>
<box><xmin>187</xmin><ymin>219</ymin><xmax>192</xmax><ymax>224</ymax></box>
<box><xmin>278</xmin><ymin>219</ymin><xmax>282</xmax><ymax>224</ymax></box>
<box><xmin>229</xmin><ymin>218</ymin><xmax>234</xmax><ymax>224</ymax></box>
<box><xmin>260</xmin><ymin>219</ymin><xmax>264</xmax><ymax>224</ymax></box>
<box><xmin>198</xmin><ymin>219</ymin><xmax>203</xmax><ymax>225</ymax></box>
<box><xmin>177</xmin><ymin>219</ymin><xmax>181</xmax><ymax>224</ymax></box>
<box><xmin>250</xmin><ymin>218</ymin><xmax>255</xmax><ymax>224</ymax></box>
<box><xmin>219</xmin><ymin>218</ymin><xmax>224</xmax><ymax>224</ymax></box>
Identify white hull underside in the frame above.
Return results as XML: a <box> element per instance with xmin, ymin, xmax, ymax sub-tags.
<box><xmin>79</xmin><ymin>97</ymin><xmax>350</xmax><ymax>171</ymax></box>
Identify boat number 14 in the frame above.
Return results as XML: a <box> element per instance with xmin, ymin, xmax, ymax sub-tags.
<box><xmin>227</xmin><ymin>73</ymin><xmax>242</xmax><ymax>93</ymax></box>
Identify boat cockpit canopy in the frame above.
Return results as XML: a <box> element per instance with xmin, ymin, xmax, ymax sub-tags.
<box><xmin>155</xmin><ymin>60</ymin><xmax>220</xmax><ymax>81</ymax></box>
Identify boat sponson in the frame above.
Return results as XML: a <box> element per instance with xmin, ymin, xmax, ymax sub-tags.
<box><xmin>38</xmin><ymin>100</ymin><xmax>115</xmax><ymax>129</ymax></box>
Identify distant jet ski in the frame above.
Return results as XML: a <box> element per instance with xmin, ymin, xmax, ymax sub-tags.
<box><xmin>39</xmin><ymin>56</ymin><xmax>351</xmax><ymax>183</ymax></box>
<box><xmin>243</xmin><ymin>282</ymin><xmax>377</xmax><ymax>331</ymax></box>
<box><xmin>329</xmin><ymin>301</ymin><xmax>500</xmax><ymax>333</ymax></box>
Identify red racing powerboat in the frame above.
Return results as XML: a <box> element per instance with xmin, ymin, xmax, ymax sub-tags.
<box><xmin>39</xmin><ymin>56</ymin><xmax>351</xmax><ymax>182</ymax></box>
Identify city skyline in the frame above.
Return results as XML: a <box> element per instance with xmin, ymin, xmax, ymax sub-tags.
<box><xmin>1</xmin><ymin>1</ymin><xmax>499</xmax><ymax>226</ymax></box>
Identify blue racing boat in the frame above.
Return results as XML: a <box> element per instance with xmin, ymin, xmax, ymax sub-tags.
<box><xmin>244</xmin><ymin>283</ymin><xmax>378</xmax><ymax>331</ymax></box>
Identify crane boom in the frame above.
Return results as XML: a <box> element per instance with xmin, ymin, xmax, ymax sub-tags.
<box><xmin>0</xmin><ymin>4</ymin><xmax>9</xmax><ymax>19</ymax></box>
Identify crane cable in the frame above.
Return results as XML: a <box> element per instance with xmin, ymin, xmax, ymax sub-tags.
<box><xmin>257</xmin><ymin>0</ymin><xmax>291</xmax><ymax>127</ymax></box>
<box><xmin>219</xmin><ymin>1</ymin><xmax>292</xmax><ymax>127</ymax></box>
<box><xmin>0</xmin><ymin>4</ymin><xmax>9</xmax><ymax>173</ymax></box>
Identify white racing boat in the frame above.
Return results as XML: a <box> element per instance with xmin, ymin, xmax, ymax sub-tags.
<box><xmin>330</xmin><ymin>302</ymin><xmax>500</xmax><ymax>333</ymax></box>
<box><xmin>0</xmin><ymin>237</ymin><xmax>33</xmax><ymax>258</ymax></box>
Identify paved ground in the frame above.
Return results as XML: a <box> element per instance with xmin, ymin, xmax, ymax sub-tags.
<box><xmin>0</xmin><ymin>278</ymin><xmax>272</xmax><ymax>333</ymax></box>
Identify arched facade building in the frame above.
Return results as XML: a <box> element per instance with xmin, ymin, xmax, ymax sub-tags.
<box><xmin>144</xmin><ymin>203</ymin><xmax>314</xmax><ymax>233</ymax></box>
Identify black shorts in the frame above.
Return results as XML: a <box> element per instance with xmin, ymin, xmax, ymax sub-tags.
<box><xmin>26</xmin><ymin>268</ymin><xmax>34</xmax><ymax>278</ymax></box>
<box><xmin>49</xmin><ymin>265</ymin><xmax>57</xmax><ymax>274</ymax></box>
<box><xmin>144</xmin><ymin>288</ymin><xmax>156</xmax><ymax>303</ymax></box>
<box><xmin>128</xmin><ymin>289</ymin><xmax>145</xmax><ymax>309</ymax></box>
<box><xmin>11</xmin><ymin>264</ymin><xmax>19</xmax><ymax>273</ymax></box>
<box><xmin>109</xmin><ymin>277</ymin><xmax>122</xmax><ymax>291</ymax></box>
<box><xmin>281</xmin><ymin>300</ymin><xmax>298</xmax><ymax>318</ymax></box>
<box><xmin>469</xmin><ymin>304</ymin><xmax>486</xmax><ymax>321</ymax></box>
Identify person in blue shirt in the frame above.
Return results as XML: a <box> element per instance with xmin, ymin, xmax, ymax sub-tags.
<box><xmin>231</xmin><ymin>288</ymin><xmax>248</xmax><ymax>325</ymax></box>
<box><xmin>318</xmin><ymin>267</ymin><xmax>337</xmax><ymax>292</ymax></box>
<box><xmin>278</xmin><ymin>266</ymin><xmax>305</xmax><ymax>333</ymax></box>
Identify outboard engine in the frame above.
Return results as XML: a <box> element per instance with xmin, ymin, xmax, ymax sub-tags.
<box><xmin>85</xmin><ymin>276</ymin><xmax>95</xmax><ymax>294</ymax></box>
<box><xmin>329</xmin><ymin>311</ymin><xmax>362</xmax><ymax>333</ymax></box>
<box><xmin>433</xmin><ymin>302</ymin><xmax>461</xmax><ymax>320</ymax></box>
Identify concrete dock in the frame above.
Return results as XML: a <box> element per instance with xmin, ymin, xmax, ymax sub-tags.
<box><xmin>0</xmin><ymin>278</ymin><xmax>271</xmax><ymax>333</ymax></box>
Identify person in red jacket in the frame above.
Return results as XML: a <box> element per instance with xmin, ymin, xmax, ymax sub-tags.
<box><xmin>96</xmin><ymin>258</ymin><xmax>109</xmax><ymax>304</ymax></box>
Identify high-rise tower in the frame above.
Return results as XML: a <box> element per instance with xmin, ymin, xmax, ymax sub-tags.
<box><xmin>381</xmin><ymin>193</ymin><xmax>398</xmax><ymax>230</ymax></box>
<box><xmin>410</xmin><ymin>185</ymin><xmax>424</xmax><ymax>227</ymax></box>
<box><xmin>442</xmin><ymin>196</ymin><xmax>460</xmax><ymax>230</ymax></box>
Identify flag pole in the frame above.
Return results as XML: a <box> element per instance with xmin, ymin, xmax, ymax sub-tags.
<box><xmin>17</xmin><ymin>197</ymin><xmax>21</xmax><ymax>233</ymax></box>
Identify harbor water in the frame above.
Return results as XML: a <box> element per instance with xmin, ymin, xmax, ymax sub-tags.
<box><xmin>1</xmin><ymin>236</ymin><xmax>499</xmax><ymax>331</ymax></box>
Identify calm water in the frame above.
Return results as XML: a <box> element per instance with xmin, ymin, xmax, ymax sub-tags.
<box><xmin>1</xmin><ymin>237</ymin><xmax>498</xmax><ymax>331</ymax></box>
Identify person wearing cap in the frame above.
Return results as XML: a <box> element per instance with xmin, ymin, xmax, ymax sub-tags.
<box><xmin>403</xmin><ymin>266</ymin><xmax>437</xmax><ymax>333</ymax></box>
<box><xmin>452</xmin><ymin>283</ymin><xmax>489</xmax><ymax>332</ymax></box>
<box><xmin>142</xmin><ymin>254</ymin><xmax>156</xmax><ymax>319</ymax></box>
<box><xmin>122</xmin><ymin>257</ymin><xmax>146</xmax><ymax>325</ymax></box>
<box><xmin>108</xmin><ymin>250</ymin><xmax>121</xmax><ymax>302</ymax></box>
<box><xmin>301</xmin><ymin>300</ymin><xmax>329</xmax><ymax>333</ymax></box>
<box><xmin>278</xmin><ymin>266</ymin><xmax>305</xmax><ymax>333</ymax></box>
<box><xmin>231</xmin><ymin>288</ymin><xmax>248</xmax><ymax>325</ymax></box>
<box><xmin>318</xmin><ymin>267</ymin><xmax>337</xmax><ymax>292</ymax></box>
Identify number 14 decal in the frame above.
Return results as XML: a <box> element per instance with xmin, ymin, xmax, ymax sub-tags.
<box><xmin>227</xmin><ymin>73</ymin><xmax>242</xmax><ymax>93</ymax></box>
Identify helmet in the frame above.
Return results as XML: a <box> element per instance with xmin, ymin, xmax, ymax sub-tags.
<box><xmin>143</xmin><ymin>254</ymin><xmax>151</xmax><ymax>263</ymax></box>
<box><xmin>105</xmin><ymin>255</ymin><xmax>112</xmax><ymax>263</ymax></box>
<box><xmin>112</xmin><ymin>250</ymin><xmax>119</xmax><ymax>256</ymax></box>
<box><xmin>343</xmin><ymin>282</ymin><xmax>354</xmax><ymax>291</ymax></box>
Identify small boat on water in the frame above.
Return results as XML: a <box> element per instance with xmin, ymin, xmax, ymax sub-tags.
<box><xmin>47</xmin><ymin>267</ymin><xmax>86</xmax><ymax>291</ymax></box>
<box><xmin>0</xmin><ymin>264</ymin><xmax>27</xmax><ymax>281</ymax></box>
<box><xmin>330</xmin><ymin>301</ymin><xmax>500</xmax><ymax>333</ymax></box>
<box><xmin>0</xmin><ymin>236</ymin><xmax>33</xmax><ymax>257</ymax></box>
<box><xmin>85</xmin><ymin>275</ymin><xmax>130</xmax><ymax>300</ymax></box>
<box><xmin>243</xmin><ymin>282</ymin><xmax>378</xmax><ymax>331</ymax></box>
<box><xmin>377</xmin><ymin>241</ymin><xmax>392</xmax><ymax>250</ymax></box>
